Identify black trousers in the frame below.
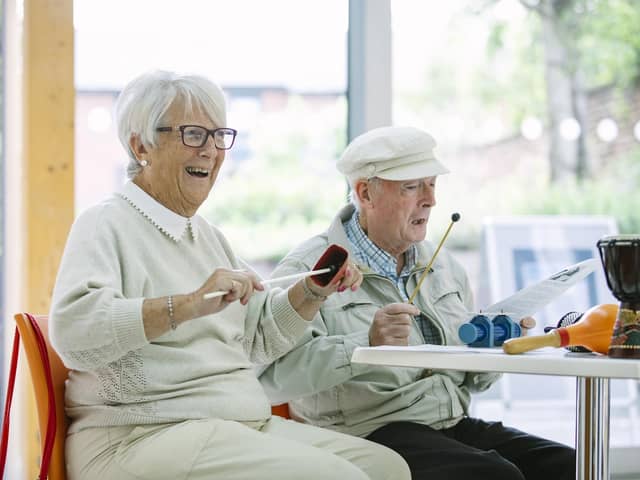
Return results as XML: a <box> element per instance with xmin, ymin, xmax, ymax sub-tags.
<box><xmin>366</xmin><ymin>418</ymin><xmax>575</xmax><ymax>480</ymax></box>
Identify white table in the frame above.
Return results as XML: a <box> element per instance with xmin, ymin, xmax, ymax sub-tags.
<box><xmin>351</xmin><ymin>345</ymin><xmax>640</xmax><ymax>480</ymax></box>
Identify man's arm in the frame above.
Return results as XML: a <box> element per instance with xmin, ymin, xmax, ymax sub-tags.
<box><xmin>259</xmin><ymin>321</ymin><xmax>371</xmax><ymax>404</ymax></box>
<box><xmin>258</xmin><ymin>255</ymin><xmax>373</xmax><ymax>404</ymax></box>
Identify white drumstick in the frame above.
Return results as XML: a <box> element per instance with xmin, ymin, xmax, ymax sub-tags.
<box><xmin>203</xmin><ymin>267</ymin><xmax>333</xmax><ymax>300</ymax></box>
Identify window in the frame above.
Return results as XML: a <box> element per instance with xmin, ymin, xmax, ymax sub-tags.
<box><xmin>75</xmin><ymin>0</ymin><xmax>349</xmax><ymax>270</ymax></box>
<box><xmin>391</xmin><ymin>0</ymin><xmax>640</xmax><ymax>465</ymax></box>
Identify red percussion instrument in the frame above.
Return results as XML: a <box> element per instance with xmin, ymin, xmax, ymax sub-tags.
<box><xmin>309</xmin><ymin>244</ymin><xmax>349</xmax><ymax>287</ymax></box>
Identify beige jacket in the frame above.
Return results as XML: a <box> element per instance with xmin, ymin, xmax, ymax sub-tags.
<box><xmin>259</xmin><ymin>204</ymin><xmax>499</xmax><ymax>437</ymax></box>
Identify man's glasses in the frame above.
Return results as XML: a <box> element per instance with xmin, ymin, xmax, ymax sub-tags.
<box><xmin>156</xmin><ymin>125</ymin><xmax>238</xmax><ymax>150</ymax></box>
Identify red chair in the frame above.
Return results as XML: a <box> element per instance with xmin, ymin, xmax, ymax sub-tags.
<box><xmin>0</xmin><ymin>313</ymin><xmax>70</xmax><ymax>480</ymax></box>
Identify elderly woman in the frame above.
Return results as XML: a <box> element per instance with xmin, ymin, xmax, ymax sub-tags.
<box><xmin>50</xmin><ymin>71</ymin><xmax>410</xmax><ymax>480</ymax></box>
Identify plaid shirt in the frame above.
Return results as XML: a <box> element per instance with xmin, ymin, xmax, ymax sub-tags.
<box><xmin>344</xmin><ymin>212</ymin><xmax>442</xmax><ymax>345</ymax></box>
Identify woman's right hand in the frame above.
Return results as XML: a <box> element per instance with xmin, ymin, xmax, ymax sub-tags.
<box><xmin>193</xmin><ymin>268</ymin><xmax>264</xmax><ymax>316</ymax></box>
<box><xmin>143</xmin><ymin>268</ymin><xmax>263</xmax><ymax>340</ymax></box>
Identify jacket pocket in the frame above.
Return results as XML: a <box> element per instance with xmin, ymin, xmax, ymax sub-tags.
<box><xmin>425</xmin><ymin>273</ymin><xmax>463</xmax><ymax>306</ymax></box>
<box><xmin>321</xmin><ymin>300</ymin><xmax>381</xmax><ymax>335</ymax></box>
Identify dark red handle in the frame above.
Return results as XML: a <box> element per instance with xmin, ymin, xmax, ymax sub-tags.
<box><xmin>310</xmin><ymin>244</ymin><xmax>349</xmax><ymax>287</ymax></box>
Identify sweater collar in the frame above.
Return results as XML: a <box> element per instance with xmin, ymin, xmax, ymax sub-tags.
<box><xmin>117</xmin><ymin>181</ymin><xmax>199</xmax><ymax>242</ymax></box>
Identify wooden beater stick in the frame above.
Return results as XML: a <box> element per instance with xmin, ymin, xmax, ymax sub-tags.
<box><xmin>203</xmin><ymin>267</ymin><xmax>333</xmax><ymax>300</ymax></box>
<box><xmin>408</xmin><ymin>213</ymin><xmax>460</xmax><ymax>304</ymax></box>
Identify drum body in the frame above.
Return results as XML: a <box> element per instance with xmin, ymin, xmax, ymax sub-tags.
<box><xmin>597</xmin><ymin>235</ymin><xmax>640</xmax><ymax>359</ymax></box>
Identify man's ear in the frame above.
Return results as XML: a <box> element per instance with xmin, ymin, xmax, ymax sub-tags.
<box><xmin>355</xmin><ymin>179</ymin><xmax>372</xmax><ymax>206</ymax></box>
<box><xmin>129</xmin><ymin>134</ymin><xmax>148</xmax><ymax>160</ymax></box>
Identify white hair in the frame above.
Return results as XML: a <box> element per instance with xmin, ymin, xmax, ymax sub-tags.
<box><xmin>115</xmin><ymin>70</ymin><xmax>228</xmax><ymax>179</ymax></box>
<box><xmin>348</xmin><ymin>176</ymin><xmax>381</xmax><ymax>211</ymax></box>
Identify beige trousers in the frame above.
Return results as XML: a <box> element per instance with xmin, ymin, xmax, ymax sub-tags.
<box><xmin>66</xmin><ymin>416</ymin><xmax>410</xmax><ymax>480</ymax></box>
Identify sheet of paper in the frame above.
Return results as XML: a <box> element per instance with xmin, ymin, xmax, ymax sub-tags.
<box><xmin>479</xmin><ymin>258</ymin><xmax>599</xmax><ymax>319</ymax></box>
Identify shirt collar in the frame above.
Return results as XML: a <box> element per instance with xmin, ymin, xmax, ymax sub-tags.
<box><xmin>344</xmin><ymin>210</ymin><xmax>417</xmax><ymax>281</ymax></box>
<box><xmin>117</xmin><ymin>181</ymin><xmax>199</xmax><ymax>242</ymax></box>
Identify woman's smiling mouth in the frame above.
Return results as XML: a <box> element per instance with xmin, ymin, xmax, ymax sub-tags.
<box><xmin>185</xmin><ymin>166</ymin><xmax>210</xmax><ymax>178</ymax></box>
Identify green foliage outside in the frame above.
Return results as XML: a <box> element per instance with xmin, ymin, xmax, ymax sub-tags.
<box><xmin>200</xmin><ymin>0</ymin><xmax>640</xmax><ymax>263</ymax></box>
<box><xmin>512</xmin><ymin>150</ymin><xmax>640</xmax><ymax>234</ymax></box>
<box><xmin>425</xmin><ymin>146</ymin><xmax>640</xmax><ymax>252</ymax></box>
<box><xmin>453</xmin><ymin>0</ymin><xmax>640</xmax><ymax>141</ymax></box>
<box><xmin>399</xmin><ymin>0</ymin><xmax>640</xmax><ymax>249</ymax></box>
<box><xmin>476</xmin><ymin>0</ymin><xmax>640</xmax><ymax>240</ymax></box>
<box><xmin>200</xmin><ymin>95</ymin><xmax>348</xmax><ymax>262</ymax></box>
<box><xmin>565</xmin><ymin>0</ymin><xmax>640</xmax><ymax>89</ymax></box>
<box><xmin>202</xmin><ymin>170</ymin><xmax>347</xmax><ymax>262</ymax></box>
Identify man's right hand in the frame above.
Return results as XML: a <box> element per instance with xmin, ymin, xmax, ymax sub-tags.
<box><xmin>369</xmin><ymin>303</ymin><xmax>420</xmax><ymax>346</ymax></box>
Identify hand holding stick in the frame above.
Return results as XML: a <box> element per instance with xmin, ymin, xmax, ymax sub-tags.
<box><xmin>203</xmin><ymin>267</ymin><xmax>334</xmax><ymax>300</ymax></box>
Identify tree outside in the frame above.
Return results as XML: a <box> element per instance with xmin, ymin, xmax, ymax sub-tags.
<box><xmin>393</xmin><ymin>0</ymin><xmax>640</xmax><ymax>247</ymax></box>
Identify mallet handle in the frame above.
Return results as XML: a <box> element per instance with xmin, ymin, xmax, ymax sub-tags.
<box><xmin>502</xmin><ymin>330</ymin><xmax>562</xmax><ymax>354</ymax></box>
<box><xmin>408</xmin><ymin>214</ymin><xmax>459</xmax><ymax>304</ymax></box>
<box><xmin>203</xmin><ymin>267</ymin><xmax>333</xmax><ymax>300</ymax></box>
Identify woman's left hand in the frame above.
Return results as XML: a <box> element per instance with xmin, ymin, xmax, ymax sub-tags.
<box><xmin>305</xmin><ymin>261</ymin><xmax>363</xmax><ymax>299</ymax></box>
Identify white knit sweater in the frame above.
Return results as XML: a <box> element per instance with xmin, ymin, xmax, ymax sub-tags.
<box><xmin>50</xmin><ymin>181</ymin><xmax>308</xmax><ymax>433</ymax></box>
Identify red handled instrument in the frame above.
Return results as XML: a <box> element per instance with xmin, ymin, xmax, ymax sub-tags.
<box><xmin>309</xmin><ymin>244</ymin><xmax>349</xmax><ymax>287</ymax></box>
<box><xmin>203</xmin><ymin>244</ymin><xmax>350</xmax><ymax>300</ymax></box>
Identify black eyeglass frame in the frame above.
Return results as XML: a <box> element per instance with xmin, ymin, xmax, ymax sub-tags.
<box><xmin>156</xmin><ymin>125</ymin><xmax>238</xmax><ymax>150</ymax></box>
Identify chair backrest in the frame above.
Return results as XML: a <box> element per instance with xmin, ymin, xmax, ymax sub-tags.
<box><xmin>14</xmin><ymin>313</ymin><xmax>69</xmax><ymax>480</ymax></box>
<box><xmin>271</xmin><ymin>403</ymin><xmax>290</xmax><ymax>419</ymax></box>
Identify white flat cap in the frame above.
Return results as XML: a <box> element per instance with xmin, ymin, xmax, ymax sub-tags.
<box><xmin>337</xmin><ymin>126</ymin><xmax>449</xmax><ymax>182</ymax></box>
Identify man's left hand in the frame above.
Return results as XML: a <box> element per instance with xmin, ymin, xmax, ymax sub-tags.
<box><xmin>519</xmin><ymin>316</ymin><xmax>536</xmax><ymax>336</ymax></box>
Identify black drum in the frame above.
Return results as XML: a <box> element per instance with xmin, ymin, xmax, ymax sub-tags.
<box><xmin>597</xmin><ymin>235</ymin><xmax>640</xmax><ymax>359</ymax></box>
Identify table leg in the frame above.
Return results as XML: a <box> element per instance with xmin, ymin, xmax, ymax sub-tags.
<box><xmin>576</xmin><ymin>377</ymin><xmax>610</xmax><ymax>480</ymax></box>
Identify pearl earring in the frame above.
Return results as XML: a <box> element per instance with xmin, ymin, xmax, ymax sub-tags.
<box><xmin>140</xmin><ymin>160</ymin><xmax>148</xmax><ymax>167</ymax></box>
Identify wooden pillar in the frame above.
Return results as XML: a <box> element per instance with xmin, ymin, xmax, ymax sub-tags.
<box><xmin>22</xmin><ymin>0</ymin><xmax>74</xmax><ymax>477</ymax></box>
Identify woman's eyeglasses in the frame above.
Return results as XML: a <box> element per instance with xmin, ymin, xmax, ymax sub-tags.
<box><xmin>156</xmin><ymin>125</ymin><xmax>237</xmax><ymax>150</ymax></box>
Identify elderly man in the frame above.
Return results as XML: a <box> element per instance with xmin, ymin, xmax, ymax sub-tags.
<box><xmin>259</xmin><ymin>126</ymin><xmax>575</xmax><ymax>480</ymax></box>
